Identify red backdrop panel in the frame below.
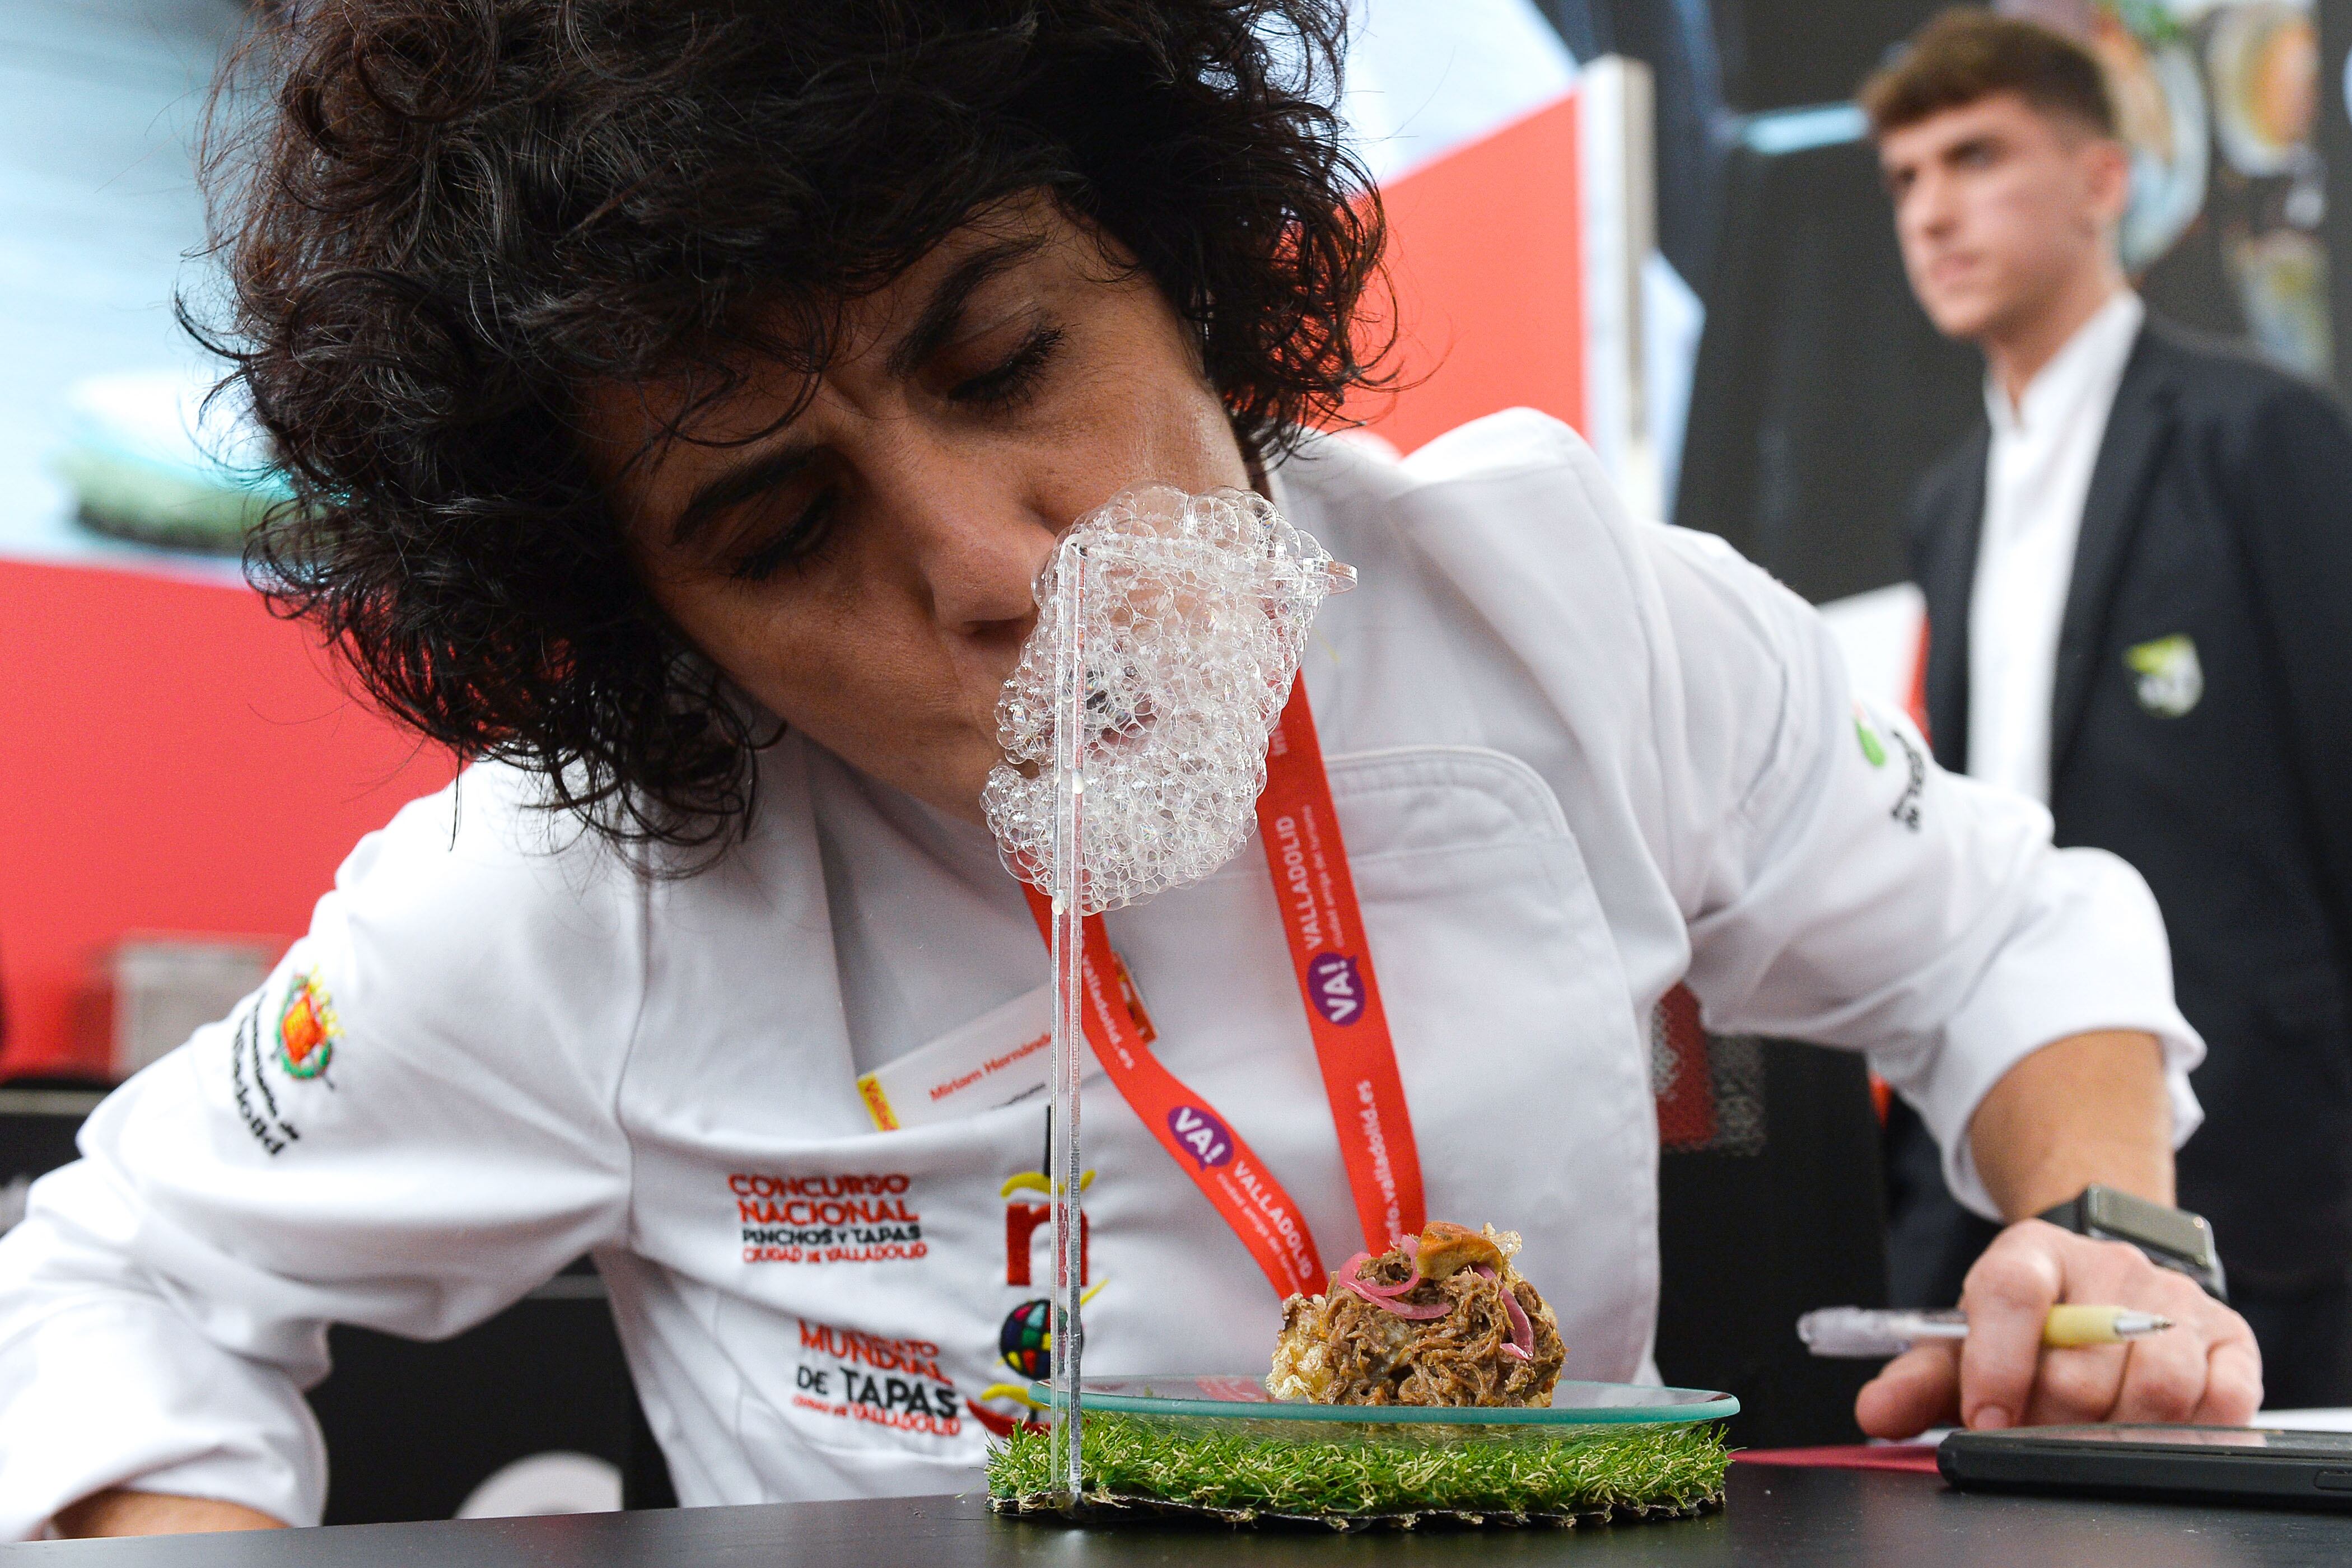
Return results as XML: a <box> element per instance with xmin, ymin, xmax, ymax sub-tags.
<box><xmin>1345</xmin><ymin>92</ymin><xmax>1584</xmax><ymax>451</ymax></box>
<box><xmin>0</xmin><ymin>561</ymin><xmax>455</xmax><ymax>1077</ymax></box>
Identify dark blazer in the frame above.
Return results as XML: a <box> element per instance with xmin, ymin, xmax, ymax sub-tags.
<box><xmin>1905</xmin><ymin>318</ymin><xmax>2352</xmax><ymax>1295</ymax></box>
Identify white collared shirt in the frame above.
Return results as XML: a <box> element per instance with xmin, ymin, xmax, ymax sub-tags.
<box><xmin>1966</xmin><ymin>290</ymin><xmax>2145</xmax><ymax>801</ymax></box>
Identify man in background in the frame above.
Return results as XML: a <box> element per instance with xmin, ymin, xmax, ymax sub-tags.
<box><xmin>1868</xmin><ymin>9</ymin><xmax>2352</xmax><ymax>1404</ymax></box>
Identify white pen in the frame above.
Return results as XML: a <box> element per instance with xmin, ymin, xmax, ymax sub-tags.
<box><xmin>1799</xmin><ymin>1305</ymin><xmax>2174</xmax><ymax>1358</ymax></box>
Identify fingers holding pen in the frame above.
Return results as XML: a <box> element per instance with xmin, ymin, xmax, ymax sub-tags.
<box><xmin>2195</xmin><ymin>1329</ymin><xmax>2264</xmax><ymax>1425</ymax></box>
<box><xmin>1849</xmin><ymin>1217</ymin><xmax>2265</xmax><ymax>1438</ymax></box>
<box><xmin>1954</xmin><ymin>1220</ymin><xmax>2264</xmax><ymax>1430</ymax></box>
<box><xmin>2105</xmin><ymin>1263</ymin><xmax>2228</xmax><ymax>1424</ymax></box>
<box><xmin>1957</xmin><ymin>1221</ymin><xmax>2070</xmax><ymax>1430</ymax></box>
<box><xmin>1855</xmin><ymin>1341</ymin><xmax>1961</xmax><ymax>1440</ymax></box>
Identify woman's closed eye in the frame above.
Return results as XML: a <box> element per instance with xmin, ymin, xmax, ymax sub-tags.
<box><xmin>713</xmin><ymin>319</ymin><xmax>1067</xmax><ymax>582</ymax></box>
<box><xmin>727</xmin><ymin>488</ymin><xmax>841</xmax><ymax>582</ymax></box>
<box><xmin>946</xmin><ymin>323</ymin><xmax>1066</xmax><ymax>408</ymax></box>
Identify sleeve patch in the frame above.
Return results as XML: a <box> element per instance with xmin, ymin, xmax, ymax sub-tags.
<box><xmin>226</xmin><ymin>965</ymin><xmax>340</xmax><ymax>1156</ymax></box>
<box><xmin>275</xmin><ymin>969</ymin><xmax>340</xmax><ymax>1080</ymax></box>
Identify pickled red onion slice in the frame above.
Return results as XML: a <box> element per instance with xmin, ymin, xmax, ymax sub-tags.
<box><xmin>1341</xmin><ymin>1272</ymin><xmax>1450</xmax><ymax>1318</ymax></box>
<box><xmin>1475</xmin><ymin>1263</ymin><xmax>1536</xmax><ymax>1360</ymax></box>
<box><xmin>1336</xmin><ymin>1250</ymin><xmax>1421</xmax><ymax>1300</ymax></box>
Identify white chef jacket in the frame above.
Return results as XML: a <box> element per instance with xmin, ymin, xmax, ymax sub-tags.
<box><xmin>0</xmin><ymin>411</ymin><xmax>2202</xmax><ymax>1536</ymax></box>
<box><xmin>1967</xmin><ymin>290</ymin><xmax>2146</xmax><ymax>802</ymax></box>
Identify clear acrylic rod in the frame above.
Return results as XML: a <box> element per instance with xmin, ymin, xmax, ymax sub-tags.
<box><xmin>978</xmin><ymin>494</ymin><xmax>1354</xmax><ymax>1514</ymax></box>
<box><xmin>1046</xmin><ymin>537</ymin><xmax>1089</xmax><ymax>1513</ymax></box>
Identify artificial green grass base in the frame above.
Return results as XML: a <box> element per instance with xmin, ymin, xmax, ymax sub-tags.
<box><xmin>987</xmin><ymin>1413</ymin><xmax>1730</xmax><ymax>1529</ymax></box>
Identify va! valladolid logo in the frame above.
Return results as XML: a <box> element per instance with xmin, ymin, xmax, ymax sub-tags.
<box><xmin>1306</xmin><ymin>951</ymin><xmax>1365</xmax><ymax>1025</ymax></box>
<box><xmin>1167</xmin><ymin>1104</ymin><xmax>1235</xmax><ymax>1169</ymax></box>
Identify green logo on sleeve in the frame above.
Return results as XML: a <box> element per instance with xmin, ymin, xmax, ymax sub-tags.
<box><xmin>1853</xmin><ymin>706</ymin><xmax>1888</xmax><ymax>768</ymax></box>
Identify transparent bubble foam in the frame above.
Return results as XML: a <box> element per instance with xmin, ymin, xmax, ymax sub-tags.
<box><xmin>983</xmin><ymin>484</ymin><xmax>1350</xmax><ymax>914</ymax></box>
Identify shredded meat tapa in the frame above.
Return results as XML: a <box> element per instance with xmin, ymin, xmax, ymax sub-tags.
<box><xmin>1266</xmin><ymin>1222</ymin><xmax>1566</xmax><ymax>1406</ymax></box>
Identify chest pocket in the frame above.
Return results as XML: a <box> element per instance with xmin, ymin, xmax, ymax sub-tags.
<box><xmin>1086</xmin><ymin>745</ymin><xmax>1661</xmax><ymax>1385</ymax></box>
<box><xmin>1337</xmin><ymin>748</ymin><xmax>1658</xmax><ymax>1380</ymax></box>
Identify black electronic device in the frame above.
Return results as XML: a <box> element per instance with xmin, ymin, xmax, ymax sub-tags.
<box><xmin>1942</xmin><ymin>1424</ymin><xmax>2352</xmax><ymax>1510</ymax></box>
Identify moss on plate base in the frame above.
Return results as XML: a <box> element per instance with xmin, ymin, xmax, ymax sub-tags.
<box><xmin>987</xmin><ymin>1413</ymin><xmax>1730</xmax><ymax>1529</ymax></box>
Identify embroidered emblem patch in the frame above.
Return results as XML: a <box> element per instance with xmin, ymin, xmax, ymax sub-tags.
<box><xmin>790</xmin><ymin>1319</ymin><xmax>967</xmax><ymax>1441</ymax></box>
<box><xmin>2125</xmin><ymin>634</ymin><xmax>2204</xmax><ymax>718</ymax></box>
<box><xmin>731</xmin><ymin>1172</ymin><xmax>925</xmax><ymax>1264</ymax></box>
<box><xmin>972</xmin><ymin>1114</ymin><xmax>1109</xmax><ymax>1438</ymax></box>
<box><xmin>275</xmin><ymin>969</ymin><xmax>340</xmax><ymax>1080</ymax></box>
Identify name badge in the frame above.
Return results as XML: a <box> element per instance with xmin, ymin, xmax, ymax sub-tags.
<box><xmin>857</xmin><ymin>957</ymin><xmax>1155</xmax><ymax>1132</ymax></box>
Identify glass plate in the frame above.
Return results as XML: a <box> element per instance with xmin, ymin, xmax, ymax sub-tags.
<box><xmin>1027</xmin><ymin>1375</ymin><xmax>1737</xmax><ymax>1429</ymax></box>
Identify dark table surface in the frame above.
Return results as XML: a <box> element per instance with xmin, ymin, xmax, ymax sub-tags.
<box><xmin>7</xmin><ymin>1464</ymin><xmax>2351</xmax><ymax>1566</ymax></box>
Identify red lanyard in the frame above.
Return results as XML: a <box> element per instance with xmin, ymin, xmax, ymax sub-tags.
<box><xmin>1021</xmin><ymin>684</ymin><xmax>1426</xmax><ymax>1299</ymax></box>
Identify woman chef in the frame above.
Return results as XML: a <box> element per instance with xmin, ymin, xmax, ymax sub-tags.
<box><xmin>0</xmin><ymin>0</ymin><xmax>2257</xmax><ymax>1537</ymax></box>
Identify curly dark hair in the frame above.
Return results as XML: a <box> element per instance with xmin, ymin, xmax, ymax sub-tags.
<box><xmin>200</xmin><ymin>0</ymin><xmax>1388</xmax><ymax>853</ymax></box>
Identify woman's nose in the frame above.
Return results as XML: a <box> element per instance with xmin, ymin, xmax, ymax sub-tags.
<box><xmin>884</xmin><ymin>459</ymin><xmax>1058</xmax><ymax>634</ymax></box>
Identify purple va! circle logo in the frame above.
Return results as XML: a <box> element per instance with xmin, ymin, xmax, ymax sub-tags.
<box><xmin>1306</xmin><ymin>952</ymin><xmax>1366</xmax><ymax>1026</ymax></box>
<box><xmin>1167</xmin><ymin>1105</ymin><xmax>1234</xmax><ymax>1169</ymax></box>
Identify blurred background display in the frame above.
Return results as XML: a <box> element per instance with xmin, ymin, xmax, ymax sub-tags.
<box><xmin>2010</xmin><ymin>0</ymin><xmax>2332</xmax><ymax>378</ymax></box>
